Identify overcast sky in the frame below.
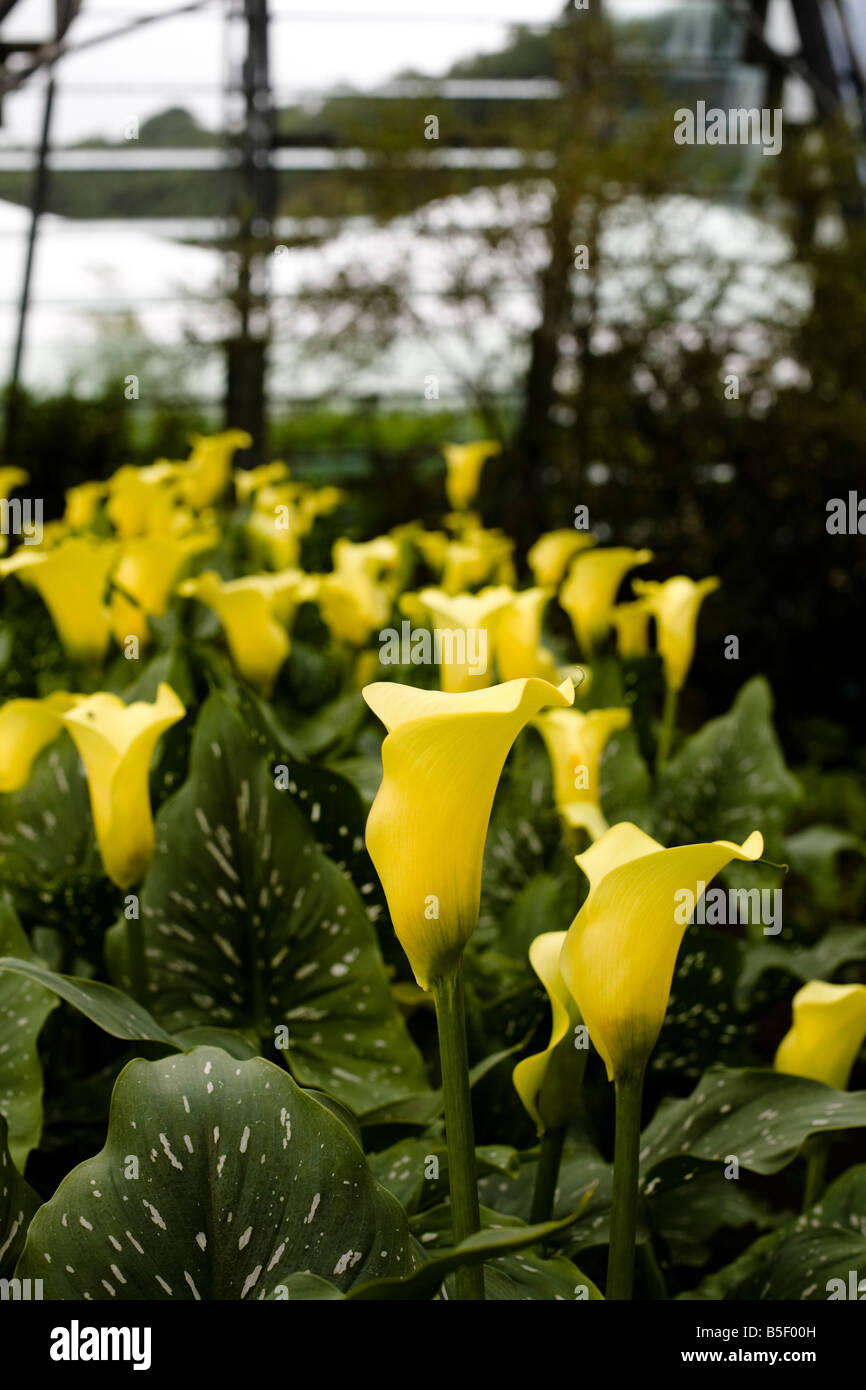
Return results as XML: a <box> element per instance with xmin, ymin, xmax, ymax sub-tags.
<box><xmin>0</xmin><ymin>0</ymin><xmax>684</xmax><ymax>146</ymax></box>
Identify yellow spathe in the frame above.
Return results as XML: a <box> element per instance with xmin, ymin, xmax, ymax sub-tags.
<box><xmin>312</xmin><ymin>536</ymin><xmax>400</xmax><ymax>647</ymax></box>
<box><xmin>0</xmin><ymin>536</ymin><xmax>120</xmax><ymax>663</ymax></box>
<box><xmin>0</xmin><ymin>692</ymin><xmax>78</xmax><ymax>792</ymax></box>
<box><xmin>774</xmin><ymin>981</ymin><xmax>866</xmax><ymax>1091</ymax></box>
<box><xmin>178</xmin><ymin>569</ymin><xmax>312</xmax><ymax>694</ymax></box>
<box><xmin>528</xmin><ymin>530</ymin><xmax>596</xmax><ymax>588</ymax></box>
<box><xmin>106</xmin><ymin>462</ymin><xmax>181</xmax><ymax>538</ymax></box>
<box><xmin>495</xmin><ymin>587</ymin><xmax>558</xmax><ymax>683</ymax></box>
<box><xmin>178</xmin><ymin>430</ymin><xmax>252</xmax><ymax>509</ymax></box>
<box><xmin>512</xmin><ymin>930</ymin><xmax>586</xmax><ymax>1135</ymax></box>
<box><xmin>364</xmin><ymin>675</ymin><xmax>575</xmax><ymax>989</ymax></box>
<box><xmin>442</xmin><ymin>441</ymin><xmax>502</xmax><ymax>511</ymax></box>
<box><xmin>610</xmin><ymin>599</ymin><xmax>652</xmax><ymax>660</ymax></box>
<box><xmin>413</xmin><ymin>586</ymin><xmax>514</xmax><ymax>692</ymax></box>
<box><xmin>533</xmin><ymin>706</ymin><xmax>631</xmax><ymax>839</ymax></box>
<box><xmin>632</xmin><ymin>576</ymin><xmax>720</xmax><ymax>691</ymax></box>
<box><xmin>244</xmin><ymin>479</ymin><xmax>345</xmax><ymax>571</ymax></box>
<box><xmin>559</xmin><ymin>547</ymin><xmax>653</xmax><ymax>654</ymax></box>
<box><xmin>234</xmin><ymin>460</ymin><xmax>290</xmax><ymax>503</ymax></box>
<box><xmin>59</xmin><ymin>683</ymin><xmax>185</xmax><ymax>888</ymax></box>
<box><xmin>0</xmin><ymin>467</ymin><xmax>28</xmax><ymax>499</ymax></box>
<box><xmin>64</xmin><ymin>481</ymin><xmax>106</xmax><ymax>531</ymax></box>
<box><xmin>114</xmin><ymin>530</ymin><xmax>219</xmax><ymax>619</ymax></box>
<box><xmin>560</xmin><ymin>822</ymin><xmax>763</xmax><ymax>1081</ymax></box>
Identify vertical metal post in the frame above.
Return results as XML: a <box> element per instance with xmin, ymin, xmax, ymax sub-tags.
<box><xmin>3</xmin><ymin>0</ymin><xmax>80</xmax><ymax>454</ymax></box>
<box><xmin>225</xmin><ymin>0</ymin><xmax>274</xmax><ymax>462</ymax></box>
<box><xmin>4</xmin><ymin>70</ymin><xmax>55</xmax><ymax>454</ymax></box>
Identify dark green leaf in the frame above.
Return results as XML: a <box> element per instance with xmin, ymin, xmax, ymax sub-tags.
<box><xmin>0</xmin><ymin>903</ymin><xmax>57</xmax><ymax>1170</ymax></box>
<box><xmin>15</xmin><ymin>1047</ymin><xmax>416</xmax><ymax>1299</ymax></box>
<box><xmin>138</xmin><ymin>692</ymin><xmax>427</xmax><ymax>1113</ymax></box>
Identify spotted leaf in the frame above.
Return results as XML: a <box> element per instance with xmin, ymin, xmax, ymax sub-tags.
<box><xmin>134</xmin><ymin>692</ymin><xmax>427</xmax><ymax>1113</ymax></box>
<box><xmin>15</xmin><ymin>1047</ymin><xmax>416</xmax><ymax>1299</ymax></box>
<box><xmin>0</xmin><ymin>1112</ymin><xmax>40</xmax><ymax>1275</ymax></box>
<box><xmin>0</xmin><ymin>899</ymin><xmax>57</xmax><ymax>1170</ymax></box>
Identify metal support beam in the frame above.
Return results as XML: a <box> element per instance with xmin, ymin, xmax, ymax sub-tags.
<box><xmin>225</xmin><ymin>0</ymin><xmax>274</xmax><ymax>463</ymax></box>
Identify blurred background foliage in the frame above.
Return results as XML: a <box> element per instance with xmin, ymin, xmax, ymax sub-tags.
<box><xmin>2</xmin><ymin>0</ymin><xmax>865</xmax><ymax>758</ymax></box>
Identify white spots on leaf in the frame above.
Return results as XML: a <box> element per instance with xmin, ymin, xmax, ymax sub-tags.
<box><xmin>333</xmin><ymin>1250</ymin><xmax>363</xmax><ymax>1276</ymax></box>
<box><xmin>159</xmin><ymin>1134</ymin><xmax>183</xmax><ymax>1170</ymax></box>
<box><xmin>143</xmin><ymin>1201</ymin><xmax>166</xmax><ymax>1230</ymax></box>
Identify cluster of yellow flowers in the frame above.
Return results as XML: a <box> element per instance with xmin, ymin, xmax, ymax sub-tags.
<box><xmin>0</xmin><ymin>431</ymin><xmax>721</xmax><ymax>891</ymax></box>
<box><xmin>2</xmin><ymin>430</ymin><xmax>863</xmax><ymax>1147</ymax></box>
<box><xmin>1</xmin><ymin>431</ymin><xmax>864</xmax><ymax>1302</ymax></box>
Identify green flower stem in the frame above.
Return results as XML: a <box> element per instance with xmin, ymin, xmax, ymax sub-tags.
<box><xmin>433</xmin><ymin>962</ymin><xmax>484</xmax><ymax>1301</ymax></box>
<box><xmin>606</xmin><ymin>1068</ymin><xmax>645</xmax><ymax>1301</ymax></box>
<box><xmin>802</xmin><ymin>1137</ymin><xmax>830</xmax><ymax>1212</ymax></box>
<box><xmin>530</xmin><ymin>1125</ymin><xmax>566</xmax><ymax>1226</ymax></box>
<box><xmin>655</xmin><ymin>681</ymin><xmax>678</xmax><ymax>772</ymax></box>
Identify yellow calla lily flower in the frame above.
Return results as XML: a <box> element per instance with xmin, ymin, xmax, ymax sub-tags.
<box><xmin>178</xmin><ymin>430</ymin><xmax>252</xmax><ymax>510</ymax></box>
<box><xmin>632</xmin><ymin>575</ymin><xmax>720</xmax><ymax>692</ymax></box>
<box><xmin>0</xmin><ymin>692</ymin><xmax>78</xmax><ymax>792</ymax></box>
<box><xmin>559</xmin><ymin>547</ymin><xmax>653</xmax><ymax>654</ymax></box>
<box><xmin>58</xmin><ymin>683</ymin><xmax>185</xmax><ymax>888</ymax></box>
<box><xmin>0</xmin><ymin>466</ymin><xmax>28</xmax><ymax>497</ymax></box>
<box><xmin>532</xmin><ymin>706</ymin><xmax>631</xmax><ymax>839</ymax></box>
<box><xmin>109</xmin><ymin>529</ymin><xmax>219</xmax><ymax>647</ymax></box>
<box><xmin>113</xmin><ymin>530</ymin><xmax>219</xmax><ymax>619</ymax></box>
<box><xmin>442</xmin><ymin>441</ymin><xmax>502</xmax><ymax>511</ymax></box>
<box><xmin>774</xmin><ymin>981</ymin><xmax>866</xmax><ymax>1091</ymax></box>
<box><xmin>178</xmin><ymin>569</ymin><xmax>311</xmax><ymax>694</ymax></box>
<box><xmin>0</xmin><ymin>536</ymin><xmax>120</xmax><ymax>663</ymax></box>
<box><xmin>106</xmin><ymin>462</ymin><xmax>181</xmax><ymax>538</ymax></box>
<box><xmin>495</xmin><ymin>587</ymin><xmax>559</xmax><ymax>683</ymax></box>
<box><xmin>363</xmin><ymin>675</ymin><xmax>575</xmax><ymax>989</ymax></box>
<box><xmin>312</xmin><ymin>572</ymin><xmax>380</xmax><ymax>647</ymax></box>
<box><xmin>244</xmin><ymin>481</ymin><xmax>345</xmax><ymax>572</ymax></box>
<box><xmin>443</xmin><ymin>527</ymin><xmax>515</xmax><ymax>594</ymax></box>
<box><xmin>298</xmin><ymin>483</ymin><xmax>346</xmax><ymax>527</ymax></box>
<box><xmin>610</xmin><ymin>599</ymin><xmax>651</xmax><ymax>659</ymax></box>
<box><xmin>413</xmin><ymin>586</ymin><xmax>514</xmax><ymax>692</ymax></box>
<box><xmin>234</xmin><ymin>459</ymin><xmax>290</xmax><ymax>503</ymax></box>
<box><xmin>513</xmin><ymin>931</ymin><xmax>587</xmax><ymax>1135</ymax></box>
<box><xmin>64</xmin><ymin>481</ymin><xmax>106</xmax><ymax>531</ymax></box>
<box><xmin>413</xmin><ymin>528</ymin><xmax>449</xmax><ymax>575</ymax></box>
<box><xmin>310</xmin><ymin>537</ymin><xmax>399</xmax><ymax>647</ymax></box>
<box><xmin>245</xmin><ymin>497</ymin><xmax>302</xmax><ymax>571</ymax></box>
<box><xmin>528</xmin><ymin>530</ymin><xmax>596</xmax><ymax>588</ymax></box>
<box><xmin>560</xmin><ymin>822</ymin><xmax>763</xmax><ymax>1081</ymax></box>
